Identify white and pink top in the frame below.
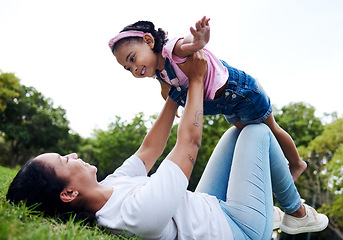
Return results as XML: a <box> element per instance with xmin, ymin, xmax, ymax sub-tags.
<box><xmin>158</xmin><ymin>38</ymin><xmax>229</xmax><ymax>100</ymax></box>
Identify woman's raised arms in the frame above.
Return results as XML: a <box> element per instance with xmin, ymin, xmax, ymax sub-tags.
<box><xmin>135</xmin><ymin>50</ymin><xmax>207</xmax><ymax>175</ymax></box>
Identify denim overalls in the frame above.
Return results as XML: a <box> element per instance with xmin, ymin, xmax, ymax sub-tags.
<box><xmin>163</xmin><ymin>60</ymin><xmax>273</xmax><ymax>125</ymax></box>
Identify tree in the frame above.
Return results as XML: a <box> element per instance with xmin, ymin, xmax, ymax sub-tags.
<box><xmin>0</xmin><ymin>85</ymin><xmax>70</xmax><ymax>167</ymax></box>
<box><xmin>307</xmin><ymin>118</ymin><xmax>343</xmax><ymax>238</ymax></box>
<box><xmin>90</xmin><ymin>113</ymin><xmax>148</xmax><ymax>180</ymax></box>
<box><xmin>321</xmin><ymin>146</ymin><xmax>343</xmax><ymax>239</ymax></box>
<box><xmin>295</xmin><ymin>118</ymin><xmax>343</xmax><ymax>239</ymax></box>
<box><xmin>274</xmin><ymin>102</ymin><xmax>324</xmax><ymax>147</ymax></box>
<box><xmin>0</xmin><ymin>71</ymin><xmax>20</xmax><ymax>113</ymax></box>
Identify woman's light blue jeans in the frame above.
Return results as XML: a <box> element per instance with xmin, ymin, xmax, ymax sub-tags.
<box><xmin>195</xmin><ymin>124</ymin><xmax>302</xmax><ymax>240</ymax></box>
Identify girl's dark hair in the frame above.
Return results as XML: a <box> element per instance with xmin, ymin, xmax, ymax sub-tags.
<box><xmin>113</xmin><ymin>20</ymin><xmax>168</xmax><ymax>54</ymax></box>
<box><xmin>6</xmin><ymin>159</ymin><xmax>96</xmax><ymax>225</ymax></box>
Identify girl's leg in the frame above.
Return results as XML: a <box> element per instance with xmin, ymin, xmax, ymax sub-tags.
<box><xmin>268</xmin><ymin>124</ymin><xmax>329</xmax><ymax>234</ymax></box>
<box><xmin>232</xmin><ymin>120</ymin><xmax>244</xmax><ymax>130</ymax></box>
<box><xmin>263</xmin><ymin>113</ymin><xmax>307</xmax><ymax>181</ymax></box>
<box><xmin>195</xmin><ymin>126</ymin><xmax>241</xmax><ymax>200</ymax></box>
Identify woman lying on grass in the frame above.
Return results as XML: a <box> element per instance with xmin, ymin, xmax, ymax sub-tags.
<box><xmin>7</xmin><ymin>51</ymin><xmax>328</xmax><ymax>239</ymax></box>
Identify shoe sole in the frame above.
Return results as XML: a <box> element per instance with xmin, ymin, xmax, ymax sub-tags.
<box><xmin>280</xmin><ymin>216</ymin><xmax>329</xmax><ymax>235</ymax></box>
<box><xmin>273</xmin><ymin>220</ymin><xmax>281</xmax><ymax>230</ymax></box>
<box><xmin>273</xmin><ymin>206</ymin><xmax>285</xmax><ymax>230</ymax></box>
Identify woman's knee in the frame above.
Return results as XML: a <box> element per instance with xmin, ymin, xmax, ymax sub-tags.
<box><xmin>242</xmin><ymin>123</ymin><xmax>270</xmax><ymax>135</ymax></box>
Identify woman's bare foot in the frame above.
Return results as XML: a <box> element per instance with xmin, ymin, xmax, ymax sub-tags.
<box><xmin>289</xmin><ymin>159</ymin><xmax>307</xmax><ymax>181</ymax></box>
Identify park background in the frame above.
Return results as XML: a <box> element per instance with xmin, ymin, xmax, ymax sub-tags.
<box><xmin>1</xmin><ymin>0</ymin><xmax>343</xmax><ymax>239</ymax></box>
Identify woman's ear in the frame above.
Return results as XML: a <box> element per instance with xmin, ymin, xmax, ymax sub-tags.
<box><xmin>60</xmin><ymin>189</ymin><xmax>79</xmax><ymax>203</ymax></box>
<box><xmin>142</xmin><ymin>33</ymin><xmax>155</xmax><ymax>49</ymax></box>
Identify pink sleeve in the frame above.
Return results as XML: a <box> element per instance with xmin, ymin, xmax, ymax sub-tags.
<box><xmin>162</xmin><ymin>38</ymin><xmax>187</xmax><ymax>63</ymax></box>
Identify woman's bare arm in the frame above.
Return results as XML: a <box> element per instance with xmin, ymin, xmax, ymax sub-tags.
<box><xmin>135</xmin><ymin>97</ymin><xmax>178</xmax><ymax>173</ymax></box>
<box><xmin>166</xmin><ymin>50</ymin><xmax>207</xmax><ymax>179</ymax></box>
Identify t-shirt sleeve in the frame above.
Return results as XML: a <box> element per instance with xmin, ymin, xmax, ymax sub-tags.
<box><xmin>113</xmin><ymin>155</ymin><xmax>147</xmax><ymax>177</ymax></box>
<box><xmin>162</xmin><ymin>38</ymin><xmax>187</xmax><ymax>64</ymax></box>
<box><xmin>101</xmin><ymin>155</ymin><xmax>147</xmax><ymax>185</ymax></box>
<box><xmin>120</xmin><ymin>159</ymin><xmax>189</xmax><ymax>238</ymax></box>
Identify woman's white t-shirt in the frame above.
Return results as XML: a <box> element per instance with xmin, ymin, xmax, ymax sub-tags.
<box><xmin>96</xmin><ymin>155</ymin><xmax>233</xmax><ymax>240</ymax></box>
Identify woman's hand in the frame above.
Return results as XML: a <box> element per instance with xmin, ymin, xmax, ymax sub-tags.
<box><xmin>178</xmin><ymin>50</ymin><xmax>207</xmax><ymax>82</ymax></box>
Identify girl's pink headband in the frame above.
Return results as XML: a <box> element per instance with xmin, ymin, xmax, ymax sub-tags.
<box><xmin>108</xmin><ymin>31</ymin><xmax>153</xmax><ymax>53</ymax></box>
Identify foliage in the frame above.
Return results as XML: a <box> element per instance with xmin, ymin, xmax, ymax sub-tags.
<box><xmin>324</xmin><ymin>146</ymin><xmax>343</xmax><ymax>195</ymax></box>
<box><xmin>90</xmin><ymin>113</ymin><xmax>148</xmax><ymax>180</ymax></box>
<box><xmin>316</xmin><ymin>119</ymin><xmax>343</xmax><ymax>236</ymax></box>
<box><xmin>297</xmin><ymin>118</ymin><xmax>343</xmax><ymax>238</ymax></box>
<box><xmin>0</xmin><ymin>70</ymin><xmax>20</xmax><ymax>113</ymax></box>
<box><xmin>274</xmin><ymin>102</ymin><xmax>324</xmax><ymax>147</ymax></box>
<box><xmin>0</xmin><ymin>78</ymin><xmax>79</xmax><ymax>167</ymax></box>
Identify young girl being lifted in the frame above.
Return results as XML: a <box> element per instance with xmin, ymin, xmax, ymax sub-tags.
<box><xmin>108</xmin><ymin>16</ymin><xmax>307</xmax><ymax>181</ymax></box>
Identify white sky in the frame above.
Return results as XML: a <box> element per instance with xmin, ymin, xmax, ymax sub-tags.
<box><xmin>1</xmin><ymin>0</ymin><xmax>342</xmax><ymax>138</ymax></box>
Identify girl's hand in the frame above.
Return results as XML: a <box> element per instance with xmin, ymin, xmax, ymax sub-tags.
<box><xmin>181</xmin><ymin>16</ymin><xmax>210</xmax><ymax>53</ymax></box>
<box><xmin>178</xmin><ymin>50</ymin><xmax>207</xmax><ymax>82</ymax></box>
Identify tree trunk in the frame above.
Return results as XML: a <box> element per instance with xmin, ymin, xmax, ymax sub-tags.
<box><xmin>328</xmin><ymin>221</ymin><xmax>343</xmax><ymax>239</ymax></box>
<box><xmin>10</xmin><ymin>139</ymin><xmax>19</xmax><ymax>168</ymax></box>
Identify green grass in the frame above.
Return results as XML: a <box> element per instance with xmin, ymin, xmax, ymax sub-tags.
<box><xmin>0</xmin><ymin>165</ymin><xmax>139</xmax><ymax>240</ymax></box>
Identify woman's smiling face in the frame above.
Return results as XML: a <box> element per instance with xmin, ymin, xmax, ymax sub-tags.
<box><xmin>35</xmin><ymin>153</ymin><xmax>98</xmax><ymax>185</ymax></box>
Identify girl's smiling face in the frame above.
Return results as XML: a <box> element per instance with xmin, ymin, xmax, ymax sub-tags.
<box><xmin>114</xmin><ymin>34</ymin><xmax>160</xmax><ymax>78</ymax></box>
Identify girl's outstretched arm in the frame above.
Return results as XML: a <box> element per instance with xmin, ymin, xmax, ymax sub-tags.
<box><xmin>173</xmin><ymin>16</ymin><xmax>210</xmax><ymax>58</ymax></box>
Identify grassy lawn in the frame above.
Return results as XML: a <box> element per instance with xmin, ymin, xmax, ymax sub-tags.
<box><xmin>0</xmin><ymin>165</ymin><xmax>139</xmax><ymax>240</ymax></box>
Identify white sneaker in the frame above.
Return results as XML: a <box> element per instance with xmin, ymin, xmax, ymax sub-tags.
<box><xmin>280</xmin><ymin>204</ymin><xmax>329</xmax><ymax>235</ymax></box>
<box><xmin>273</xmin><ymin>206</ymin><xmax>285</xmax><ymax>230</ymax></box>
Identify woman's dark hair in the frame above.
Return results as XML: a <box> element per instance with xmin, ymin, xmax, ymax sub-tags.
<box><xmin>113</xmin><ymin>20</ymin><xmax>168</xmax><ymax>54</ymax></box>
<box><xmin>6</xmin><ymin>159</ymin><xmax>96</xmax><ymax>224</ymax></box>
